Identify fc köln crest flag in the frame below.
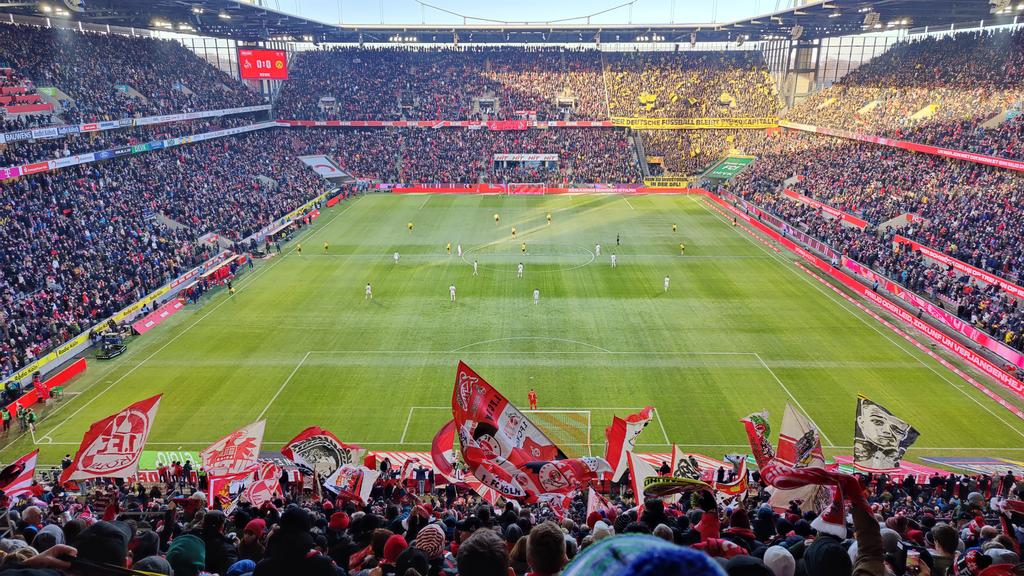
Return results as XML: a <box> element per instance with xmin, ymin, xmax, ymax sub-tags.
<box><xmin>604</xmin><ymin>407</ymin><xmax>654</xmax><ymax>482</ymax></box>
<box><xmin>244</xmin><ymin>477</ymin><xmax>281</xmax><ymax>508</ymax></box>
<box><xmin>430</xmin><ymin>420</ymin><xmax>459</xmax><ymax>482</ymax></box>
<box><xmin>0</xmin><ymin>450</ymin><xmax>38</xmax><ymax>500</ymax></box>
<box><xmin>201</xmin><ymin>420</ymin><xmax>266</xmax><ymax>476</ymax></box>
<box><xmin>853</xmin><ymin>395</ymin><xmax>919</xmax><ymax>472</ymax></box>
<box><xmin>324</xmin><ymin>465</ymin><xmax>380</xmax><ymax>503</ymax></box>
<box><xmin>282</xmin><ymin>427</ymin><xmax>365</xmax><ymax>478</ymax></box>
<box><xmin>452</xmin><ymin>361</ymin><xmax>564</xmax><ymax>463</ymax></box>
<box><xmin>61</xmin><ymin>395</ymin><xmax>162</xmax><ymax>483</ymax></box>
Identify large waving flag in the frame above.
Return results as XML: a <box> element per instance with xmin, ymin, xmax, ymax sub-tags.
<box><xmin>0</xmin><ymin>450</ymin><xmax>38</xmax><ymax>500</ymax></box>
<box><xmin>430</xmin><ymin>420</ymin><xmax>459</xmax><ymax>482</ymax></box>
<box><xmin>853</xmin><ymin>395</ymin><xmax>919</xmax><ymax>472</ymax></box>
<box><xmin>324</xmin><ymin>465</ymin><xmax>380</xmax><ymax>503</ymax></box>
<box><xmin>452</xmin><ymin>362</ymin><xmax>609</xmax><ymax>503</ymax></box>
<box><xmin>713</xmin><ymin>454</ymin><xmax>748</xmax><ymax>506</ymax></box>
<box><xmin>61</xmin><ymin>395</ymin><xmax>162</xmax><ymax>483</ymax></box>
<box><xmin>452</xmin><ymin>361</ymin><xmax>564</xmax><ymax>462</ymax></box>
<box><xmin>741</xmin><ymin>406</ymin><xmax>866</xmax><ymax>514</ymax></box>
<box><xmin>282</xmin><ymin>426</ymin><xmax>365</xmax><ymax>478</ymax></box>
<box><xmin>604</xmin><ymin>406</ymin><xmax>654</xmax><ymax>482</ymax></box>
<box><xmin>201</xmin><ymin>420</ymin><xmax>265</xmax><ymax>476</ymax></box>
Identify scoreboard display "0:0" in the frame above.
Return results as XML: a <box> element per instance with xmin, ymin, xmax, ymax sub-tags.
<box><xmin>238</xmin><ymin>48</ymin><xmax>288</xmax><ymax>80</ymax></box>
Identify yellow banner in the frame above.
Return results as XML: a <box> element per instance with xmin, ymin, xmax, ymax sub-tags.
<box><xmin>643</xmin><ymin>176</ymin><xmax>693</xmax><ymax>188</ymax></box>
<box><xmin>611</xmin><ymin>117</ymin><xmax>779</xmax><ymax>130</ymax></box>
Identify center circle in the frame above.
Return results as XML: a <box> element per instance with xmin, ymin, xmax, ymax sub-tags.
<box><xmin>462</xmin><ymin>243</ymin><xmax>595</xmax><ymax>273</ymax></box>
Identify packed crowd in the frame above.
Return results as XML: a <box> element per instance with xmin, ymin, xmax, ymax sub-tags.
<box><xmin>276</xmin><ymin>47</ymin><xmax>607</xmax><ymax>122</ymax></box>
<box><xmin>0</xmin><ymin>23</ymin><xmax>263</xmax><ymax>127</ymax></box>
<box><xmin>275</xmin><ymin>47</ymin><xmax>781</xmax><ymax>122</ymax></box>
<box><xmin>605</xmin><ymin>51</ymin><xmax>780</xmax><ymax>120</ymax></box>
<box><xmin>274</xmin><ymin>127</ymin><xmax>641</xmax><ymax>185</ymax></box>
<box><xmin>729</xmin><ymin>130</ymin><xmax>1024</xmax><ymax>351</ymax></box>
<box><xmin>0</xmin><ymin>457</ymin><xmax>1018</xmax><ymax>576</ymax></box>
<box><xmin>786</xmin><ymin>29</ymin><xmax>1024</xmax><ymax>160</ymax></box>
<box><xmin>640</xmin><ymin>129</ymin><xmax>767</xmax><ymax>176</ymax></box>
<box><xmin>0</xmin><ymin>114</ymin><xmax>261</xmax><ymax>167</ymax></box>
<box><xmin>0</xmin><ymin>129</ymin><xmax>328</xmax><ymax>380</ymax></box>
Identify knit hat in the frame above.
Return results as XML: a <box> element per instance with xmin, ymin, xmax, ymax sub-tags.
<box><xmin>74</xmin><ymin>520</ymin><xmax>132</xmax><ymax>568</ymax></box>
<box><xmin>731</xmin><ymin>508</ymin><xmax>751</xmax><ymax>530</ymax></box>
<box><xmin>725</xmin><ymin>555</ymin><xmax>774</xmax><ymax>576</ymax></box>
<box><xmin>803</xmin><ymin>534</ymin><xmax>852</xmax><ymax>576</ymax></box>
<box><xmin>413</xmin><ymin>522</ymin><xmax>446</xmax><ymax>560</ymax></box>
<box><xmin>397</xmin><ymin>547</ymin><xmax>430</xmax><ymax>576</ymax></box>
<box><xmin>244</xmin><ymin>518</ymin><xmax>266</xmax><ymax>539</ymax></box>
<box><xmin>328</xmin><ymin>512</ymin><xmax>350</xmax><ymax>532</ymax></box>
<box><xmin>562</xmin><ymin>534</ymin><xmax>726</xmax><ymax>576</ymax></box>
<box><xmin>383</xmin><ymin>534</ymin><xmax>409</xmax><ymax>565</ymax></box>
<box><xmin>592</xmin><ymin>521</ymin><xmax>613</xmax><ymax>541</ymax></box>
<box><xmin>227</xmin><ymin>558</ymin><xmax>257</xmax><ymax>576</ymax></box>
<box><xmin>810</xmin><ymin>486</ymin><xmax>847</xmax><ymax>540</ymax></box>
<box><xmin>132</xmin><ymin>555</ymin><xmax>173</xmax><ymax>576</ymax></box>
<box><xmin>953</xmin><ymin>550</ymin><xmax>992</xmax><ymax>576</ymax></box>
<box><xmin>167</xmin><ymin>534</ymin><xmax>207</xmax><ymax>576</ymax></box>
<box><xmin>763</xmin><ymin>545</ymin><xmax>796</xmax><ymax>576</ymax></box>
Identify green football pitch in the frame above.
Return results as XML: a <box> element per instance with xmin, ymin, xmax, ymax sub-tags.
<box><xmin>6</xmin><ymin>193</ymin><xmax>1024</xmax><ymax>465</ymax></box>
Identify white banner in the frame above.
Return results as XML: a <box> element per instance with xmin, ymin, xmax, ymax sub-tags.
<box><xmin>493</xmin><ymin>153</ymin><xmax>558</xmax><ymax>161</ymax></box>
<box><xmin>299</xmin><ymin>155</ymin><xmax>348</xmax><ymax>178</ymax></box>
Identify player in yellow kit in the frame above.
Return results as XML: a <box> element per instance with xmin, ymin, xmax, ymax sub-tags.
<box><xmin>408</xmin><ymin>222</ymin><xmax>414</xmax><ymax>234</ymax></box>
<box><xmin>521</xmin><ymin>242</ymin><xmax>527</xmax><ymax>255</ymax></box>
<box><xmin>511</xmin><ymin>226</ymin><xmax>517</xmax><ymax>239</ymax></box>
<box><xmin>680</xmin><ymin>242</ymin><xmax>686</xmax><ymax>256</ymax></box>
<box><xmin>546</xmin><ymin>213</ymin><xmax>552</xmax><ymax>225</ymax></box>
<box><xmin>446</xmin><ymin>242</ymin><xmax>452</xmax><ymax>255</ymax></box>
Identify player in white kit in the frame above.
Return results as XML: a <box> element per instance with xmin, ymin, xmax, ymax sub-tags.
<box><xmin>365</xmin><ymin>283</ymin><xmax>372</xmax><ymax>300</ymax></box>
<box><xmin>595</xmin><ymin>243</ymin><xmax>601</xmax><ymax>256</ymax></box>
<box><xmin>664</xmin><ymin>275</ymin><xmax>670</xmax><ymax>292</ymax></box>
<box><xmin>393</xmin><ymin>252</ymin><xmax>400</xmax><ymax>264</ymax></box>
<box><xmin>611</xmin><ymin>254</ymin><xmax>617</xmax><ymax>268</ymax></box>
<box><xmin>473</xmin><ymin>260</ymin><xmax>479</xmax><ymax>276</ymax></box>
<box><xmin>449</xmin><ymin>284</ymin><xmax>456</xmax><ymax>302</ymax></box>
<box><xmin>533</xmin><ymin>289</ymin><xmax>540</xmax><ymax>304</ymax></box>
<box><xmin>457</xmin><ymin>243</ymin><xmax>463</xmax><ymax>258</ymax></box>
<box><xmin>517</xmin><ymin>263</ymin><xmax>524</xmax><ymax>278</ymax></box>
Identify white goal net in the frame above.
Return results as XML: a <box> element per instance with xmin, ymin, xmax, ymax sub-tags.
<box><xmin>506</xmin><ymin>183</ymin><xmax>548</xmax><ymax>195</ymax></box>
<box><xmin>523</xmin><ymin>409</ymin><xmax>592</xmax><ymax>456</ymax></box>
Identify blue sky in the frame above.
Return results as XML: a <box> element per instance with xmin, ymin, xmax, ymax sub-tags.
<box><xmin>271</xmin><ymin>0</ymin><xmax>784</xmax><ymax>26</ymax></box>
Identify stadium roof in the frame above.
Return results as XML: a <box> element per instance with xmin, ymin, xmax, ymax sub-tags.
<box><xmin>4</xmin><ymin>0</ymin><xmax>1015</xmax><ymax>43</ymax></box>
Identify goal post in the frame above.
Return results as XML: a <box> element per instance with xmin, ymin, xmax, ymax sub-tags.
<box><xmin>523</xmin><ymin>409</ymin><xmax>592</xmax><ymax>456</ymax></box>
<box><xmin>505</xmin><ymin>183</ymin><xmax>547</xmax><ymax>195</ymax></box>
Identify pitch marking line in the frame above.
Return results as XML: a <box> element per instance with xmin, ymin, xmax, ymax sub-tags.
<box><xmin>694</xmin><ymin>197</ymin><xmax>1024</xmax><ymax>441</ymax></box>
<box><xmin>17</xmin><ymin>197</ymin><xmax>363</xmax><ymax>451</ymax></box>
<box><xmin>754</xmin><ymin>352</ymin><xmax>835</xmax><ymax>447</ymax></box>
<box><xmin>399</xmin><ymin>407</ymin><xmax>416</xmax><ymax>444</ymax></box>
<box><xmin>256</xmin><ymin>351</ymin><xmax>313</xmax><ymax>421</ymax></box>
<box><xmin>450</xmin><ymin>337</ymin><xmax>612</xmax><ymax>353</ymax></box>
<box><xmin>653</xmin><ymin>408</ymin><xmax>671</xmax><ymax>445</ymax></box>
<box><xmin>623</xmin><ymin>197</ymin><xmax>635</xmax><ymax>211</ymax></box>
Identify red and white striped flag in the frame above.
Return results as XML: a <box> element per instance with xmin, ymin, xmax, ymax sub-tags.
<box><xmin>0</xmin><ymin>450</ymin><xmax>38</xmax><ymax>500</ymax></box>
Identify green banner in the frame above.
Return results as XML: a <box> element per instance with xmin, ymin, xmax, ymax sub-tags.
<box><xmin>131</xmin><ymin>143</ymin><xmax>151</xmax><ymax>154</ymax></box>
<box><xmin>138</xmin><ymin>450</ymin><xmax>201</xmax><ymax>469</ymax></box>
<box><xmin>37</xmin><ymin>87</ymin><xmax>58</xmax><ymax>96</ymax></box>
<box><xmin>704</xmin><ymin>156</ymin><xmax>755</xmax><ymax>180</ymax></box>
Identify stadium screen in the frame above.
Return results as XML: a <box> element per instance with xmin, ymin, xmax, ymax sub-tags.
<box><xmin>238</xmin><ymin>48</ymin><xmax>288</xmax><ymax>80</ymax></box>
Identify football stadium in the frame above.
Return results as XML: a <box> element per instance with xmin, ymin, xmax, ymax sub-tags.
<box><xmin>1</xmin><ymin>0</ymin><xmax>1024</xmax><ymax>574</ymax></box>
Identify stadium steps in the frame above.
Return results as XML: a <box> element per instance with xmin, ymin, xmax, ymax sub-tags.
<box><xmin>856</xmin><ymin>100</ymin><xmax>882</xmax><ymax>114</ymax></box>
<box><xmin>155</xmin><ymin>214</ymin><xmax>191</xmax><ymax>232</ymax></box>
<box><xmin>878</xmin><ymin>212</ymin><xmax>928</xmax><ymax>232</ymax></box>
<box><xmin>910</xmin><ymin>103</ymin><xmax>937</xmax><ymax>121</ymax></box>
<box><xmin>981</xmin><ymin>108</ymin><xmax>1012</xmax><ymax>129</ymax></box>
<box><xmin>632</xmin><ymin>133</ymin><xmax>651</xmax><ymax>178</ymax></box>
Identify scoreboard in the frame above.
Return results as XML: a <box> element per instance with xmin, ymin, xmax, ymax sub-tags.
<box><xmin>238</xmin><ymin>49</ymin><xmax>288</xmax><ymax>80</ymax></box>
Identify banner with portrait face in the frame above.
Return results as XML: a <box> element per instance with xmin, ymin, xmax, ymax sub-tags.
<box><xmin>281</xmin><ymin>427</ymin><xmax>365</xmax><ymax>478</ymax></box>
<box><xmin>854</xmin><ymin>396</ymin><xmax>919</xmax><ymax>472</ymax></box>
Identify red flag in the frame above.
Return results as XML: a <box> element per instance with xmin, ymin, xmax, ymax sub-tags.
<box><xmin>586</xmin><ymin>487</ymin><xmax>616</xmax><ymax>525</ymax></box>
<box><xmin>208</xmin><ymin>470</ymin><xmax>252</xmax><ymax>507</ymax></box>
<box><xmin>0</xmin><ymin>450</ymin><xmax>38</xmax><ymax>500</ymax></box>
<box><xmin>430</xmin><ymin>420</ymin><xmax>459</xmax><ymax>481</ymax></box>
<box><xmin>740</xmin><ymin>411</ymin><xmax>775</xmax><ymax>470</ymax></box>
<box><xmin>244</xmin><ymin>477</ymin><xmax>281</xmax><ymax>508</ymax></box>
<box><xmin>604</xmin><ymin>406</ymin><xmax>654</xmax><ymax>482</ymax></box>
<box><xmin>281</xmin><ymin>426</ymin><xmax>364</xmax><ymax>477</ymax></box>
<box><xmin>324</xmin><ymin>465</ymin><xmax>380</xmax><ymax>503</ymax></box>
<box><xmin>452</xmin><ymin>361</ymin><xmax>563</xmax><ymax>462</ymax></box>
<box><xmin>201</xmin><ymin>420</ymin><xmax>265</xmax><ymax>476</ymax></box>
<box><xmin>514</xmin><ymin>457</ymin><xmax>611</xmax><ymax>503</ymax></box>
<box><xmin>61</xmin><ymin>395</ymin><xmax>162</xmax><ymax>483</ymax></box>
